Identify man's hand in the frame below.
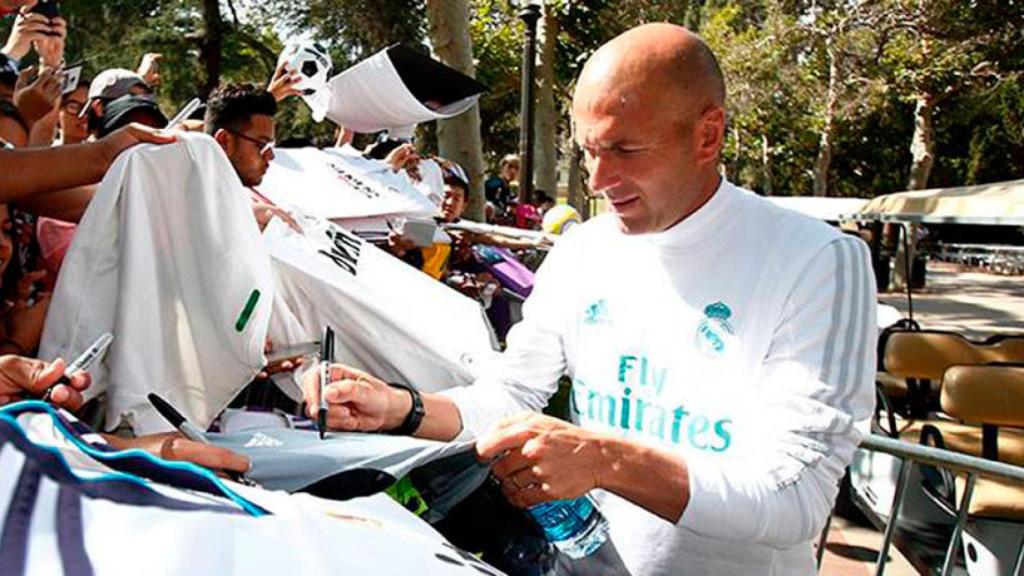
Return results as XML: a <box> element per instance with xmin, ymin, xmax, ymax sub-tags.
<box><xmin>0</xmin><ymin>355</ymin><xmax>89</xmax><ymax>410</ymax></box>
<box><xmin>105</xmin><ymin>433</ymin><xmax>251</xmax><ymax>475</ymax></box>
<box><xmin>256</xmin><ymin>337</ymin><xmax>305</xmax><ymax>379</ymax></box>
<box><xmin>385</xmin><ymin>230</ymin><xmax>416</xmax><ymax>257</ymax></box>
<box><xmin>477</xmin><ymin>413</ymin><xmax>613</xmax><ymax>509</ymax></box>
<box><xmin>301</xmin><ymin>363</ymin><xmax>410</xmax><ymax>433</ymax></box>
<box><xmin>252</xmin><ymin>203</ymin><xmax>301</xmax><ymax>233</ymax></box>
<box><xmin>32</xmin><ymin>15</ymin><xmax>64</xmax><ymax>68</ymax></box>
<box><xmin>14</xmin><ymin>65</ymin><xmax>61</xmax><ymax>125</ymax></box>
<box><xmin>267</xmin><ymin>61</ymin><xmax>302</xmax><ymax>102</ymax></box>
<box><xmin>2</xmin><ymin>12</ymin><xmax>48</xmax><ymax>60</ymax></box>
<box><xmin>97</xmin><ymin>122</ymin><xmax>176</xmax><ymax>166</ymax></box>
<box><xmin>136</xmin><ymin>53</ymin><xmax>162</xmax><ymax>87</ymax></box>
<box><xmin>384</xmin><ymin>143</ymin><xmax>420</xmax><ymax>175</ymax></box>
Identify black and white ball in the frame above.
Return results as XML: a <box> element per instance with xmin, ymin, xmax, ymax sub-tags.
<box><xmin>278</xmin><ymin>41</ymin><xmax>333</xmax><ymax>95</ymax></box>
<box><xmin>278</xmin><ymin>41</ymin><xmax>333</xmax><ymax>121</ymax></box>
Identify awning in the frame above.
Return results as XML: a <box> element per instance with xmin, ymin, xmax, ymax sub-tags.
<box><xmin>849</xmin><ymin>179</ymin><xmax>1024</xmax><ymax>225</ymax></box>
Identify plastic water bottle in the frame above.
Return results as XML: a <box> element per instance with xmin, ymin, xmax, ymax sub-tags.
<box><xmin>529</xmin><ymin>495</ymin><xmax>609</xmax><ymax>559</ymax></box>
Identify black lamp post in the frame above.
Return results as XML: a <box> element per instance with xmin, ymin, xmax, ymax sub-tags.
<box><xmin>517</xmin><ymin>3</ymin><xmax>541</xmax><ymax>204</ymax></box>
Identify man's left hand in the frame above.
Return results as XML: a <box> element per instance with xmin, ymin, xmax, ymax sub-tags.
<box><xmin>477</xmin><ymin>412</ymin><xmax>612</xmax><ymax>508</ymax></box>
<box><xmin>105</xmin><ymin>433</ymin><xmax>251</xmax><ymax>476</ymax></box>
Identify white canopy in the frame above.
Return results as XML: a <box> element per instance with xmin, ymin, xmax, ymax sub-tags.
<box><xmin>851</xmin><ymin>179</ymin><xmax>1024</xmax><ymax>225</ymax></box>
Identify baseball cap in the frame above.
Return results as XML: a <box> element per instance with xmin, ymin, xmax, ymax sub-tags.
<box><xmin>87</xmin><ymin>69</ymin><xmax>150</xmax><ymax>102</ymax></box>
<box><xmin>97</xmin><ymin>94</ymin><xmax>168</xmax><ymax>137</ymax></box>
<box><xmin>441</xmin><ymin>161</ymin><xmax>469</xmax><ymax>190</ymax></box>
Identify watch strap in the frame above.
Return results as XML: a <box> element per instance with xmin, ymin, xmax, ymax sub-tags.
<box><xmin>386</xmin><ymin>382</ymin><xmax>424</xmax><ymax>436</ymax></box>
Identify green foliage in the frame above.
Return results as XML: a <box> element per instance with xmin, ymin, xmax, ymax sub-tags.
<box><xmin>9</xmin><ymin>0</ymin><xmax>1018</xmax><ymax>194</ymax></box>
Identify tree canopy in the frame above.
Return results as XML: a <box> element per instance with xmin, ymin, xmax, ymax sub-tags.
<box><xmin>7</xmin><ymin>0</ymin><xmax>1022</xmax><ymax>198</ymax></box>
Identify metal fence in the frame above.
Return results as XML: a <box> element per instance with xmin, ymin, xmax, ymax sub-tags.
<box><xmin>821</xmin><ymin>434</ymin><xmax>1024</xmax><ymax>575</ymax></box>
<box><xmin>933</xmin><ymin>244</ymin><xmax>1024</xmax><ymax>275</ymax></box>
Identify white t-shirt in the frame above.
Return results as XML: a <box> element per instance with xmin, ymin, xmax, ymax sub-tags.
<box><xmin>442</xmin><ymin>180</ymin><xmax>877</xmax><ymax>575</ymax></box>
<box><xmin>40</xmin><ymin>134</ymin><xmax>274</xmax><ymax>435</ymax></box>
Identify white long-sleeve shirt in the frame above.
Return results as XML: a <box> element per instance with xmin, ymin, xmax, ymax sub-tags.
<box><xmin>441</xmin><ymin>180</ymin><xmax>876</xmax><ymax>575</ymax></box>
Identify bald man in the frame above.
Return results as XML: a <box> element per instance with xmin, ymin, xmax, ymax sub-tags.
<box><xmin>303</xmin><ymin>23</ymin><xmax>875</xmax><ymax>575</ymax></box>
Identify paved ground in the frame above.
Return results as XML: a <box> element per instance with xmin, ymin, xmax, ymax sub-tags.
<box><xmin>818</xmin><ymin>516</ymin><xmax>918</xmax><ymax>575</ymax></box>
<box><xmin>879</xmin><ymin>261</ymin><xmax>1024</xmax><ymax>338</ymax></box>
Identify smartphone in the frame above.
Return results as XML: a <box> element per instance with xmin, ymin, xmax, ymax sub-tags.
<box><xmin>60</xmin><ymin>64</ymin><xmax>82</xmax><ymax>96</ymax></box>
<box><xmin>29</xmin><ymin>0</ymin><xmax>59</xmax><ymax>19</ymax></box>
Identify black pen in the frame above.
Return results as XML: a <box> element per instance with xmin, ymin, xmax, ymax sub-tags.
<box><xmin>318</xmin><ymin>326</ymin><xmax>334</xmax><ymax>440</ymax></box>
<box><xmin>43</xmin><ymin>332</ymin><xmax>114</xmax><ymax>402</ymax></box>
<box><xmin>148</xmin><ymin>392</ymin><xmax>209</xmax><ymax>445</ymax></box>
<box><xmin>147</xmin><ymin>392</ymin><xmax>257</xmax><ymax>486</ymax></box>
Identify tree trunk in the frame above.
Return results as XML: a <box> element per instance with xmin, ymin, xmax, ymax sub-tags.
<box><xmin>907</xmin><ymin>93</ymin><xmax>936</xmax><ymax>190</ymax></box>
<box><xmin>199</xmin><ymin>0</ymin><xmax>223</xmax><ymax>99</ymax></box>
<box><xmin>761</xmin><ymin>133</ymin><xmax>773</xmax><ymax>196</ymax></box>
<box><xmin>426</xmin><ymin>0</ymin><xmax>487</xmax><ymax>222</ymax></box>
<box><xmin>813</xmin><ymin>45</ymin><xmax>841</xmax><ymax>197</ymax></box>
<box><xmin>566</xmin><ymin>142</ymin><xmax>588</xmax><ymax>220</ymax></box>
<box><xmin>533</xmin><ymin>1</ymin><xmax>559</xmax><ymax>199</ymax></box>
<box><xmin>730</xmin><ymin>126</ymin><xmax>741</xmax><ymax>182</ymax></box>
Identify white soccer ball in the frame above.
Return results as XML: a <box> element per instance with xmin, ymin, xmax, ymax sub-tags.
<box><xmin>278</xmin><ymin>41</ymin><xmax>333</xmax><ymax>121</ymax></box>
<box><xmin>542</xmin><ymin>204</ymin><xmax>581</xmax><ymax>235</ymax></box>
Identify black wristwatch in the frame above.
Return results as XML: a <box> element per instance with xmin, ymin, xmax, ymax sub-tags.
<box><xmin>386</xmin><ymin>381</ymin><xmax>425</xmax><ymax>435</ymax></box>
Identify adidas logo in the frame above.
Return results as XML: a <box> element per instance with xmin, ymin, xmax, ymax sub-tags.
<box><xmin>583</xmin><ymin>299</ymin><xmax>609</xmax><ymax>325</ymax></box>
<box><xmin>244</xmin><ymin>432</ymin><xmax>283</xmax><ymax>448</ymax></box>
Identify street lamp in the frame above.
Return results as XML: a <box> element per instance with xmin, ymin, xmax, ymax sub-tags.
<box><xmin>517</xmin><ymin>2</ymin><xmax>541</xmax><ymax>204</ymax></box>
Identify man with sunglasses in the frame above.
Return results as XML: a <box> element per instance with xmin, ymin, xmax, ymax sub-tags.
<box><xmin>205</xmin><ymin>83</ymin><xmax>299</xmax><ymax>234</ymax></box>
<box><xmin>205</xmin><ymin>83</ymin><xmax>277</xmax><ymax>188</ymax></box>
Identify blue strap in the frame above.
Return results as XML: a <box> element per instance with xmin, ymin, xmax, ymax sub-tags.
<box><xmin>56</xmin><ymin>486</ymin><xmax>95</xmax><ymax>576</ymax></box>
<box><xmin>0</xmin><ymin>460</ymin><xmax>42</xmax><ymax>576</ymax></box>
<box><xmin>0</xmin><ymin>401</ymin><xmax>267</xmax><ymax>516</ymax></box>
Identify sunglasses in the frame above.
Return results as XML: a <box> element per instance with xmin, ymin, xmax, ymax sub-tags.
<box><xmin>226</xmin><ymin>129</ymin><xmax>275</xmax><ymax>156</ymax></box>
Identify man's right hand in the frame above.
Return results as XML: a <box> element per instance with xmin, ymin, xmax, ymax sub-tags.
<box><xmin>0</xmin><ymin>355</ymin><xmax>89</xmax><ymax>410</ymax></box>
<box><xmin>301</xmin><ymin>363</ymin><xmax>411</xmax><ymax>433</ymax></box>
<box><xmin>98</xmin><ymin>122</ymin><xmax>177</xmax><ymax>166</ymax></box>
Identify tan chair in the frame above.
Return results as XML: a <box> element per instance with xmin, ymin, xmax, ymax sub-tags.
<box><xmin>940</xmin><ymin>365</ymin><xmax>1024</xmax><ymax>521</ymax></box>
<box><xmin>881</xmin><ymin>330</ymin><xmax>1024</xmax><ymax>416</ymax></box>
<box><xmin>885</xmin><ymin>332</ymin><xmax>1024</xmax><ymax>381</ymax></box>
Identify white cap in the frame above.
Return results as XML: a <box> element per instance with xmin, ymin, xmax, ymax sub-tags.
<box><xmin>88</xmin><ymin>69</ymin><xmax>148</xmax><ymax>101</ymax></box>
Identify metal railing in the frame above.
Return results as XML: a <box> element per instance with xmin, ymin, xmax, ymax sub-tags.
<box><xmin>933</xmin><ymin>243</ymin><xmax>1024</xmax><ymax>275</ymax></box>
<box><xmin>826</xmin><ymin>434</ymin><xmax>1024</xmax><ymax>575</ymax></box>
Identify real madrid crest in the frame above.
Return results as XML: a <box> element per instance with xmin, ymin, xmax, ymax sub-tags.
<box><xmin>695</xmin><ymin>301</ymin><xmax>735</xmax><ymax>358</ymax></box>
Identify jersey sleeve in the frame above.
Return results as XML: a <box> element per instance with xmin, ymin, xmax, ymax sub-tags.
<box><xmin>678</xmin><ymin>235</ymin><xmax>877</xmax><ymax>545</ymax></box>
<box><xmin>438</xmin><ymin>228</ymin><xmax>583</xmax><ymax>439</ymax></box>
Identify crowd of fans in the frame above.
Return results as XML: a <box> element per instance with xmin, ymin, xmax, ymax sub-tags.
<box><xmin>0</xmin><ymin>0</ymin><xmax>552</xmax><ymax>466</ymax></box>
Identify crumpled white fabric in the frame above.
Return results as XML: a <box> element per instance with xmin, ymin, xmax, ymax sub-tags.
<box><xmin>263</xmin><ymin>215</ymin><xmax>498</xmax><ymax>393</ymax></box>
<box><xmin>40</xmin><ymin>133</ymin><xmax>274</xmax><ymax>434</ymax></box>
<box><xmin>325</xmin><ymin>46</ymin><xmax>480</xmax><ymax>134</ymax></box>
<box><xmin>258</xmin><ymin>146</ymin><xmax>435</xmax><ymax>221</ymax></box>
